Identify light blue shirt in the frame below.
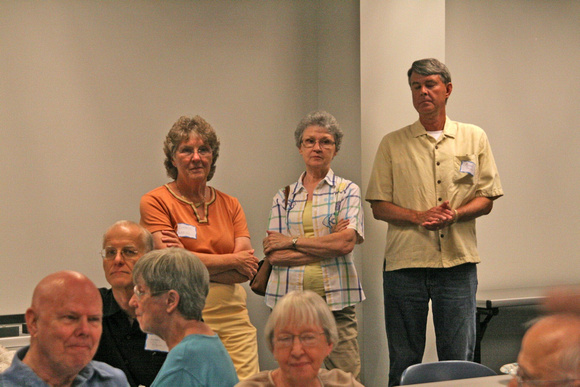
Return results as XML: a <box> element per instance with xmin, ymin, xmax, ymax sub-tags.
<box><xmin>151</xmin><ymin>334</ymin><xmax>238</xmax><ymax>387</ymax></box>
<box><xmin>0</xmin><ymin>346</ymin><xmax>129</xmax><ymax>386</ymax></box>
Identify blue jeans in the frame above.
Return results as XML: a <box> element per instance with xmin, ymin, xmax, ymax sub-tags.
<box><xmin>383</xmin><ymin>263</ymin><xmax>477</xmax><ymax>387</ymax></box>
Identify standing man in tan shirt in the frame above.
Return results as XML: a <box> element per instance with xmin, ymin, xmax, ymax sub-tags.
<box><xmin>366</xmin><ymin>58</ymin><xmax>503</xmax><ymax>387</ymax></box>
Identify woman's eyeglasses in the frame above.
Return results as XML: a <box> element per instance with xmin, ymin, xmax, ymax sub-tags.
<box><xmin>301</xmin><ymin>138</ymin><xmax>335</xmax><ymax>149</ymax></box>
<box><xmin>274</xmin><ymin>332</ymin><xmax>326</xmax><ymax>348</ymax></box>
<box><xmin>133</xmin><ymin>285</ymin><xmax>170</xmax><ymax>299</ymax></box>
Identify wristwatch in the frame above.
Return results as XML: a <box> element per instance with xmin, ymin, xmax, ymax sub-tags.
<box><xmin>291</xmin><ymin>236</ymin><xmax>299</xmax><ymax>250</ymax></box>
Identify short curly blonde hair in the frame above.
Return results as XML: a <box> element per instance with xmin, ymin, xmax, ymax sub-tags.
<box><xmin>163</xmin><ymin>115</ymin><xmax>220</xmax><ymax>181</ymax></box>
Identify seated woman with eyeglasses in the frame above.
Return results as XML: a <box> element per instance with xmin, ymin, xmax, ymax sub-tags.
<box><xmin>237</xmin><ymin>290</ymin><xmax>363</xmax><ymax>387</ymax></box>
<box><xmin>262</xmin><ymin>111</ymin><xmax>365</xmax><ymax>379</ymax></box>
<box><xmin>129</xmin><ymin>248</ymin><xmax>239</xmax><ymax>387</ymax></box>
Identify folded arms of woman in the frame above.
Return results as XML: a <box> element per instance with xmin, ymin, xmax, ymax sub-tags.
<box><xmin>152</xmin><ymin>231</ymin><xmax>259</xmax><ymax>284</ymax></box>
<box><xmin>263</xmin><ymin>221</ymin><xmax>357</xmax><ymax>267</ymax></box>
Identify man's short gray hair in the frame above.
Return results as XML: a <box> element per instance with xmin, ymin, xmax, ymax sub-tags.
<box><xmin>407</xmin><ymin>58</ymin><xmax>452</xmax><ymax>85</ymax></box>
<box><xmin>264</xmin><ymin>290</ymin><xmax>338</xmax><ymax>352</ymax></box>
<box><xmin>132</xmin><ymin>248</ymin><xmax>209</xmax><ymax>321</ymax></box>
<box><xmin>103</xmin><ymin>220</ymin><xmax>154</xmax><ymax>253</ymax></box>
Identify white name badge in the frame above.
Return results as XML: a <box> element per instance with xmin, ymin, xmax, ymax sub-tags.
<box><xmin>177</xmin><ymin>223</ymin><xmax>197</xmax><ymax>239</ymax></box>
<box><xmin>145</xmin><ymin>334</ymin><xmax>169</xmax><ymax>352</ymax></box>
<box><xmin>459</xmin><ymin>160</ymin><xmax>476</xmax><ymax>176</ymax></box>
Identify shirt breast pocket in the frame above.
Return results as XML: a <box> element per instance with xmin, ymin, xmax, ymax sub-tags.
<box><xmin>453</xmin><ymin>155</ymin><xmax>478</xmax><ymax>185</ymax></box>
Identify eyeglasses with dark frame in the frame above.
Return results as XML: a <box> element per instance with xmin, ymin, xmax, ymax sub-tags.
<box><xmin>301</xmin><ymin>138</ymin><xmax>335</xmax><ymax>149</ymax></box>
<box><xmin>100</xmin><ymin>247</ymin><xmax>140</xmax><ymax>260</ymax></box>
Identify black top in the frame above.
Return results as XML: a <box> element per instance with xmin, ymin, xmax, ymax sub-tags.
<box><xmin>93</xmin><ymin>288</ymin><xmax>167</xmax><ymax>387</ymax></box>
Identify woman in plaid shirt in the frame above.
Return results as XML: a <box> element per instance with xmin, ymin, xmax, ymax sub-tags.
<box><xmin>262</xmin><ymin>111</ymin><xmax>365</xmax><ymax>380</ymax></box>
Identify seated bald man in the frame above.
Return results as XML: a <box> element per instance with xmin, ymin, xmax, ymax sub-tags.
<box><xmin>94</xmin><ymin>221</ymin><xmax>167</xmax><ymax>386</ymax></box>
<box><xmin>0</xmin><ymin>271</ymin><xmax>128</xmax><ymax>386</ymax></box>
<box><xmin>508</xmin><ymin>313</ymin><xmax>580</xmax><ymax>387</ymax></box>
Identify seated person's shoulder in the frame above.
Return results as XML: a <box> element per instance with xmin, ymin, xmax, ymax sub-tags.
<box><xmin>234</xmin><ymin>370</ymin><xmax>273</xmax><ymax>387</ymax></box>
<box><xmin>0</xmin><ymin>344</ymin><xmax>15</xmax><ymax>373</ymax></box>
<box><xmin>84</xmin><ymin>360</ymin><xmax>129</xmax><ymax>385</ymax></box>
<box><xmin>319</xmin><ymin>368</ymin><xmax>365</xmax><ymax>387</ymax></box>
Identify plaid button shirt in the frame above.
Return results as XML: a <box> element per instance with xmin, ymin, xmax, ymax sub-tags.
<box><xmin>264</xmin><ymin>169</ymin><xmax>365</xmax><ymax>311</ymax></box>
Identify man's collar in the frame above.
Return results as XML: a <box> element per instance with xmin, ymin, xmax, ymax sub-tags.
<box><xmin>99</xmin><ymin>288</ymin><xmax>122</xmax><ymax>317</ymax></box>
<box><xmin>411</xmin><ymin>117</ymin><xmax>457</xmax><ymax>138</ymax></box>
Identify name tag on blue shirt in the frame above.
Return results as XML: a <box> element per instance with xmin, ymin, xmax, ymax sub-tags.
<box><xmin>145</xmin><ymin>334</ymin><xmax>169</xmax><ymax>352</ymax></box>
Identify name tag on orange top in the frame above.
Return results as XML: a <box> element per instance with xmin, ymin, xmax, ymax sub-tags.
<box><xmin>177</xmin><ymin>223</ymin><xmax>197</xmax><ymax>239</ymax></box>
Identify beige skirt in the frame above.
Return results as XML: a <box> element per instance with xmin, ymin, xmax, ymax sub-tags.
<box><xmin>203</xmin><ymin>283</ymin><xmax>260</xmax><ymax>380</ymax></box>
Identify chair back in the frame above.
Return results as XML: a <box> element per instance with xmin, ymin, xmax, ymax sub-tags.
<box><xmin>399</xmin><ymin>360</ymin><xmax>497</xmax><ymax>385</ymax></box>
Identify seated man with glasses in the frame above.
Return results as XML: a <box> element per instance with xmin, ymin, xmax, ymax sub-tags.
<box><xmin>508</xmin><ymin>313</ymin><xmax>580</xmax><ymax>387</ymax></box>
<box><xmin>94</xmin><ymin>220</ymin><xmax>167</xmax><ymax>386</ymax></box>
<box><xmin>129</xmin><ymin>247</ymin><xmax>238</xmax><ymax>387</ymax></box>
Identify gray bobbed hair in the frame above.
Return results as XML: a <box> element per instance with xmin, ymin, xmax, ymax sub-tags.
<box><xmin>132</xmin><ymin>247</ymin><xmax>209</xmax><ymax>320</ymax></box>
<box><xmin>294</xmin><ymin>111</ymin><xmax>343</xmax><ymax>152</ymax></box>
<box><xmin>264</xmin><ymin>290</ymin><xmax>338</xmax><ymax>352</ymax></box>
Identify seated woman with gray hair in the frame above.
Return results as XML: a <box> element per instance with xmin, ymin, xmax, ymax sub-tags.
<box><xmin>236</xmin><ymin>290</ymin><xmax>363</xmax><ymax>387</ymax></box>
<box><xmin>129</xmin><ymin>247</ymin><xmax>238</xmax><ymax>387</ymax></box>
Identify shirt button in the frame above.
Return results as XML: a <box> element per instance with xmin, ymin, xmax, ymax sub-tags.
<box><xmin>440</xmin><ymin>234</ymin><xmax>445</xmax><ymax>238</ymax></box>
<box><xmin>438</xmin><ymin>197</ymin><xmax>442</xmax><ymax>202</ymax></box>
<box><xmin>437</xmin><ymin>180</ymin><xmax>441</xmax><ymax>184</ymax></box>
<box><xmin>436</xmin><ymin>161</ymin><xmax>440</xmax><ymax>166</ymax></box>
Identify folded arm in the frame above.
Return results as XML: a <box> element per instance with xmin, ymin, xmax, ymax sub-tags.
<box><xmin>152</xmin><ymin>232</ymin><xmax>258</xmax><ymax>284</ymax></box>
<box><xmin>263</xmin><ymin>219</ymin><xmax>356</xmax><ymax>266</ymax></box>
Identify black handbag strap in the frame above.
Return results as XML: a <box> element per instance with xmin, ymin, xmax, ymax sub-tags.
<box><xmin>284</xmin><ymin>185</ymin><xmax>290</xmax><ymax>208</ymax></box>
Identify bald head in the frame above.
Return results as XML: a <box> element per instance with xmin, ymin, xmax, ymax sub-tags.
<box><xmin>102</xmin><ymin>220</ymin><xmax>153</xmax><ymax>252</ymax></box>
<box><xmin>517</xmin><ymin>314</ymin><xmax>580</xmax><ymax>384</ymax></box>
<box><xmin>31</xmin><ymin>271</ymin><xmax>101</xmax><ymax>311</ymax></box>
<box><xmin>24</xmin><ymin>271</ymin><xmax>103</xmax><ymax>385</ymax></box>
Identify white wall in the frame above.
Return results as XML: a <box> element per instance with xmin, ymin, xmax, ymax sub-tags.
<box><xmin>0</xmin><ymin>0</ymin><xmax>360</xmax><ymax>373</ymax></box>
<box><xmin>360</xmin><ymin>0</ymin><xmax>580</xmax><ymax>385</ymax></box>
<box><xmin>446</xmin><ymin>0</ymin><xmax>580</xmax><ymax>288</ymax></box>
<box><xmin>2</xmin><ymin>1</ymin><xmax>579</xmax><ymax>386</ymax></box>
<box><xmin>360</xmin><ymin>1</ymin><xmax>446</xmax><ymax>385</ymax></box>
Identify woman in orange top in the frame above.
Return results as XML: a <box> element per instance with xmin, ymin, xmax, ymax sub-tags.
<box><xmin>140</xmin><ymin>115</ymin><xmax>260</xmax><ymax>380</ymax></box>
